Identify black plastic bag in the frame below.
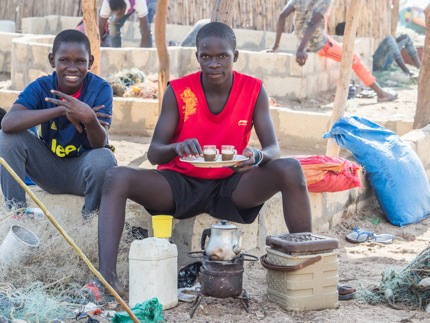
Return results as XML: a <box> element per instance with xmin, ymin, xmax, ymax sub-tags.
<box><xmin>178</xmin><ymin>262</ymin><xmax>202</xmax><ymax>288</ymax></box>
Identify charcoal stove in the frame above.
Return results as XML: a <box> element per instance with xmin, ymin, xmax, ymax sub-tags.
<box><xmin>189</xmin><ymin>253</ymin><xmax>257</xmax><ymax>318</ymax></box>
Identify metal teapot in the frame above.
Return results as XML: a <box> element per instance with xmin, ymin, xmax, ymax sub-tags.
<box><xmin>201</xmin><ymin>220</ymin><xmax>243</xmax><ymax>261</ymax></box>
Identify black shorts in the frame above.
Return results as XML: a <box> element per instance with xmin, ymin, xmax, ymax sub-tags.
<box><xmin>150</xmin><ymin>170</ymin><xmax>264</xmax><ymax>224</ymax></box>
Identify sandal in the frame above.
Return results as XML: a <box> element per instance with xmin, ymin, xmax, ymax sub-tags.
<box><xmin>346</xmin><ymin>228</ymin><xmax>395</xmax><ymax>244</ymax></box>
<box><xmin>345</xmin><ymin>228</ymin><xmax>375</xmax><ymax>243</ymax></box>
<box><xmin>338</xmin><ymin>285</ymin><xmax>356</xmax><ymax>301</ymax></box>
<box><xmin>81</xmin><ymin>280</ymin><xmax>115</xmax><ymax>305</ymax></box>
<box><xmin>355</xmin><ymin>89</ymin><xmax>377</xmax><ymax>98</ymax></box>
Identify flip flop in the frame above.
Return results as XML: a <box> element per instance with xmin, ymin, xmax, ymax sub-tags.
<box><xmin>338</xmin><ymin>285</ymin><xmax>356</xmax><ymax>301</ymax></box>
<box><xmin>345</xmin><ymin>228</ymin><xmax>375</xmax><ymax>243</ymax></box>
<box><xmin>355</xmin><ymin>88</ymin><xmax>377</xmax><ymax>98</ymax></box>
<box><xmin>346</xmin><ymin>228</ymin><xmax>395</xmax><ymax>244</ymax></box>
<box><xmin>371</xmin><ymin>233</ymin><xmax>395</xmax><ymax>244</ymax></box>
<box><xmin>80</xmin><ymin>280</ymin><xmax>115</xmax><ymax>305</ymax></box>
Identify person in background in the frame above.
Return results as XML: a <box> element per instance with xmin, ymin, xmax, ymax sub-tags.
<box><xmin>81</xmin><ymin>22</ymin><xmax>314</xmax><ymax>302</ymax></box>
<box><xmin>0</xmin><ymin>30</ymin><xmax>117</xmax><ymax>218</ymax></box>
<box><xmin>147</xmin><ymin>0</ymin><xmax>157</xmax><ymax>24</ymax></box>
<box><xmin>373</xmin><ymin>34</ymin><xmax>421</xmax><ymax>76</ymax></box>
<box><xmin>99</xmin><ymin>0</ymin><xmax>151</xmax><ymax>48</ymax></box>
<box><xmin>76</xmin><ymin>18</ymin><xmax>111</xmax><ymax>47</ymax></box>
<box><xmin>269</xmin><ymin>0</ymin><xmax>398</xmax><ymax>103</ymax></box>
<box><xmin>336</xmin><ymin>22</ymin><xmax>421</xmax><ymax>77</ymax></box>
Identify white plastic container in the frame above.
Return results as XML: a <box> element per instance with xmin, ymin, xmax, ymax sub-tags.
<box><xmin>129</xmin><ymin>237</ymin><xmax>178</xmax><ymax>309</ymax></box>
<box><xmin>0</xmin><ymin>225</ymin><xmax>40</xmax><ymax>265</ymax></box>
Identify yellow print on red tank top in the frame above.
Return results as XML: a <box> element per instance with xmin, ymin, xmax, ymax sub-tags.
<box><xmin>180</xmin><ymin>87</ymin><xmax>197</xmax><ymax>122</ymax></box>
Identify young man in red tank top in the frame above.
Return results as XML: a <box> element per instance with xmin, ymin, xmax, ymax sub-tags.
<box><xmin>91</xmin><ymin>22</ymin><xmax>313</xmax><ymax>299</ymax></box>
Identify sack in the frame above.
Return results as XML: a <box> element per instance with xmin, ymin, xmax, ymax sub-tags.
<box><xmin>323</xmin><ymin>116</ymin><xmax>430</xmax><ymax>226</ymax></box>
<box><xmin>293</xmin><ymin>155</ymin><xmax>362</xmax><ymax>193</ymax></box>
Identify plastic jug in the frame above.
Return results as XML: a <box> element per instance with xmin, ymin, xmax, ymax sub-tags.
<box><xmin>129</xmin><ymin>237</ymin><xmax>178</xmax><ymax>309</ymax></box>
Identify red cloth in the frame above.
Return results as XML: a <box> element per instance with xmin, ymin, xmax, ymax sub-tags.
<box><xmin>158</xmin><ymin>71</ymin><xmax>262</xmax><ymax>179</ymax></box>
<box><xmin>293</xmin><ymin>155</ymin><xmax>362</xmax><ymax>193</ymax></box>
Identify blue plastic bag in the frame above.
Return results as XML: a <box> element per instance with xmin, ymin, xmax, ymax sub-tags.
<box><xmin>323</xmin><ymin>116</ymin><xmax>430</xmax><ymax>226</ymax></box>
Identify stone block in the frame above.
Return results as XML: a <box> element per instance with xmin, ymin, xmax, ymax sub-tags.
<box><xmin>100</xmin><ymin>49</ymin><xmax>129</xmax><ymax>73</ymax></box>
<box><xmin>0</xmin><ymin>90</ymin><xmax>19</xmax><ymax>109</ymax></box>
<box><xmin>176</xmin><ymin>47</ymin><xmax>200</xmax><ymax>77</ymax></box>
<box><xmin>22</xmin><ymin>17</ymin><xmax>47</xmax><ymax>35</ymax></box>
<box><xmin>247</xmin><ymin>51</ymin><xmax>289</xmax><ymax>76</ymax></box>
<box><xmin>13</xmin><ymin>39</ymin><xmax>29</xmax><ymax>66</ymax></box>
<box><xmin>403</xmin><ymin>127</ymin><xmax>430</xmax><ymax>171</ymax></box>
<box><xmin>30</xmin><ymin>43</ymin><xmax>51</xmax><ymax>72</ymax></box>
<box><xmin>110</xmin><ymin>98</ymin><xmax>158</xmax><ymax>136</ymax></box>
<box><xmin>58</xmin><ymin>16</ymin><xmax>81</xmax><ymax>31</ymax></box>
<box><xmin>29</xmin><ymin>69</ymin><xmax>47</xmax><ymax>83</ymax></box>
<box><xmin>259</xmin><ymin>193</ymin><xmax>284</xmax><ymax>238</ymax></box>
<box><xmin>306</xmin><ymin>72</ymin><xmax>331</xmax><ymax>97</ymax></box>
<box><xmin>274</xmin><ymin>108</ymin><xmax>331</xmax><ymax>149</ymax></box>
<box><xmin>122</xmin><ymin>48</ymin><xmax>152</xmax><ymax>73</ymax></box>
<box><xmin>11</xmin><ymin>72</ymin><xmax>25</xmax><ymax>91</ymax></box>
<box><xmin>0</xmin><ymin>20</ymin><xmax>15</xmax><ymax>33</ymax></box>
<box><xmin>46</xmin><ymin>15</ymin><xmax>61</xmax><ymax>35</ymax></box>
<box><xmin>264</xmin><ymin>76</ymin><xmax>306</xmax><ymax>99</ymax></box>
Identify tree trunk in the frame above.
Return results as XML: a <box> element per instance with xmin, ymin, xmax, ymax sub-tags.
<box><xmin>414</xmin><ymin>4</ymin><xmax>430</xmax><ymax>129</ymax></box>
<box><xmin>391</xmin><ymin>0</ymin><xmax>400</xmax><ymax>35</ymax></box>
<box><xmin>81</xmin><ymin>0</ymin><xmax>100</xmax><ymax>75</ymax></box>
<box><xmin>155</xmin><ymin>0</ymin><xmax>170</xmax><ymax>113</ymax></box>
<box><xmin>326</xmin><ymin>0</ymin><xmax>363</xmax><ymax>156</ymax></box>
<box><xmin>211</xmin><ymin>0</ymin><xmax>234</xmax><ymax>25</ymax></box>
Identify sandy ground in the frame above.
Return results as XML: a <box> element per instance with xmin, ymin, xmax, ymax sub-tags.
<box><xmin>1</xmin><ymin>69</ymin><xmax>428</xmax><ymax>322</ymax></box>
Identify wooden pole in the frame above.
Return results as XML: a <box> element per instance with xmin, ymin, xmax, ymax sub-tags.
<box><xmin>0</xmin><ymin>158</ymin><xmax>140</xmax><ymax>323</ymax></box>
<box><xmin>155</xmin><ymin>0</ymin><xmax>170</xmax><ymax>113</ymax></box>
<box><xmin>325</xmin><ymin>0</ymin><xmax>363</xmax><ymax>156</ymax></box>
<box><xmin>413</xmin><ymin>3</ymin><xmax>430</xmax><ymax>129</ymax></box>
<box><xmin>391</xmin><ymin>0</ymin><xmax>400</xmax><ymax>35</ymax></box>
<box><xmin>211</xmin><ymin>0</ymin><xmax>235</xmax><ymax>25</ymax></box>
<box><xmin>81</xmin><ymin>0</ymin><xmax>100</xmax><ymax>75</ymax></box>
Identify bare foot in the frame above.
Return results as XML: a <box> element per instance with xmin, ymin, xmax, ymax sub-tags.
<box><xmin>377</xmin><ymin>90</ymin><xmax>398</xmax><ymax>102</ymax></box>
<box><xmin>103</xmin><ymin>276</ymin><xmax>126</xmax><ymax>297</ymax></box>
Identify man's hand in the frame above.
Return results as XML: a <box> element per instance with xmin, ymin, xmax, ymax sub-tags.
<box><xmin>230</xmin><ymin>147</ymin><xmax>257</xmax><ymax>173</ymax></box>
<box><xmin>265</xmin><ymin>44</ymin><xmax>279</xmax><ymax>53</ymax></box>
<box><xmin>45</xmin><ymin>90</ymin><xmax>96</xmax><ymax>133</ymax></box>
<box><xmin>92</xmin><ymin>105</ymin><xmax>111</xmax><ymax>128</ymax></box>
<box><xmin>296</xmin><ymin>50</ymin><xmax>308</xmax><ymax>66</ymax></box>
<box><xmin>174</xmin><ymin>138</ymin><xmax>202</xmax><ymax>158</ymax></box>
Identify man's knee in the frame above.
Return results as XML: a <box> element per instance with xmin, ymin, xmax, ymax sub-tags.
<box><xmin>270</xmin><ymin>158</ymin><xmax>307</xmax><ymax>187</ymax></box>
<box><xmin>102</xmin><ymin>166</ymin><xmax>131</xmax><ymax>193</ymax></box>
<box><xmin>0</xmin><ymin>131</ymin><xmax>31</xmax><ymax>154</ymax></box>
<box><xmin>84</xmin><ymin>148</ymin><xmax>117</xmax><ymax>179</ymax></box>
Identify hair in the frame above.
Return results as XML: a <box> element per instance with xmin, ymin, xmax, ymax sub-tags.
<box><xmin>109</xmin><ymin>0</ymin><xmax>127</xmax><ymax>11</ymax></box>
<box><xmin>335</xmin><ymin>22</ymin><xmax>346</xmax><ymax>36</ymax></box>
<box><xmin>196</xmin><ymin>22</ymin><xmax>236</xmax><ymax>51</ymax></box>
<box><xmin>52</xmin><ymin>29</ymin><xmax>91</xmax><ymax>56</ymax></box>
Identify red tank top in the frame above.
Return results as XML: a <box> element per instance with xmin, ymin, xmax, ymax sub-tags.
<box><xmin>158</xmin><ymin>71</ymin><xmax>262</xmax><ymax>179</ymax></box>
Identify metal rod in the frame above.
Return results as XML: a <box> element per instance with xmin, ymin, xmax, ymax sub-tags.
<box><xmin>0</xmin><ymin>157</ymin><xmax>140</xmax><ymax>323</ymax></box>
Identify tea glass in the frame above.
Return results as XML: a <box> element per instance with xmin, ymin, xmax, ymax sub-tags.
<box><xmin>221</xmin><ymin>145</ymin><xmax>237</xmax><ymax>161</ymax></box>
<box><xmin>203</xmin><ymin>145</ymin><xmax>219</xmax><ymax>162</ymax></box>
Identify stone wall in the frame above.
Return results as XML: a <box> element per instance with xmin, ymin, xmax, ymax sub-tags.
<box><xmin>7</xmin><ymin>32</ymin><xmax>374</xmax><ymax>101</ymax></box>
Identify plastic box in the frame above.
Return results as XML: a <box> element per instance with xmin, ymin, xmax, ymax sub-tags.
<box><xmin>263</xmin><ymin>233</ymin><xmax>339</xmax><ymax>311</ymax></box>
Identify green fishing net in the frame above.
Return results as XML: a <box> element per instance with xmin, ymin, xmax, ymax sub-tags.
<box><xmin>362</xmin><ymin>247</ymin><xmax>430</xmax><ymax>310</ymax></box>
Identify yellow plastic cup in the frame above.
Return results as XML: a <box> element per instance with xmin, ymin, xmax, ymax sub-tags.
<box><xmin>151</xmin><ymin>215</ymin><xmax>173</xmax><ymax>238</ymax></box>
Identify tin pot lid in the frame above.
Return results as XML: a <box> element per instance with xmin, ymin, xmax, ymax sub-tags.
<box><xmin>212</xmin><ymin>220</ymin><xmax>238</xmax><ymax>230</ymax></box>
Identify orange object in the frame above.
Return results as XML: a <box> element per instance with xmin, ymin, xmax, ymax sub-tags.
<box><xmin>293</xmin><ymin>155</ymin><xmax>362</xmax><ymax>193</ymax></box>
